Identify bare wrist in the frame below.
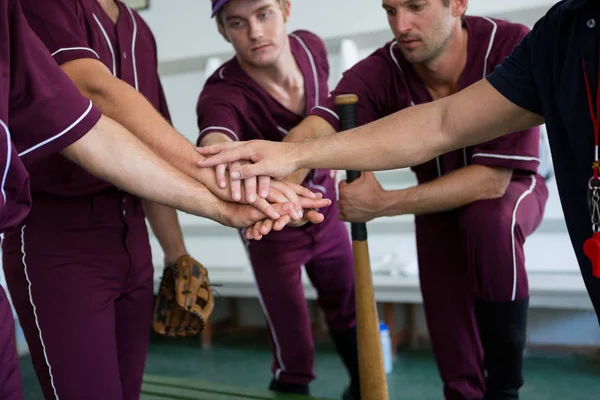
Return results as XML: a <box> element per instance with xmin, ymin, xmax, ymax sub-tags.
<box><xmin>380</xmin><ymin>189</ymin><xmax>399</xmax><ymax>217</ymax></box>
<box><xmin>209</xmin><ymin>199</ymin><xmax>231</xmax><ymax>226</ymax></box>
<box><xmin>164</xmin><ymin>248</ymin><xmax>187</xmax><ymax>266</ymax></box>
<box><xmin>292</xmin><ymin>141</ymin><xmax>309</xmax><ymax>171</ymax></box>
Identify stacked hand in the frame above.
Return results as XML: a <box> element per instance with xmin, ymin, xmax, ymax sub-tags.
<box><xmin>197</xmin><ymin>140</ymin><xmax>300</xmax><ymax>181</ymax></box>
<box><xmin>203</xmin><ymin>150</ymin><xmax>326</xmax><ymax>238</ymax></box>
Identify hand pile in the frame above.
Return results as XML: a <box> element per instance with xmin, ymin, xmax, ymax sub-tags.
<box><xmin>202</xmin><ymin>153</ymin><xmax>328</xmax><ymax>240</ymax></box>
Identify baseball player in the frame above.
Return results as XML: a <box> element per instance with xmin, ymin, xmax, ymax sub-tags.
<box><xmin>314</xmin><ymin>4</ymin><xmax>549</xmax><ymax>400</ymax></box>
<box><xmin>3</xmin><ymin>1</ymin><xmax>330</xmax><ymax>400</ymax></box>
<box><xmin>196</xmin><ymin>0</ymin><xmax>359</xmax><ymax>398</ymax></box>
<box><xmin>0</xmin><ymin>0</ymin><xmax>307</xmax><ymax>398</ymax></box>
<box><xmin>199</xmin><ymin>0</ymin><xmax>549</xmax><ymax>399</ymax></box>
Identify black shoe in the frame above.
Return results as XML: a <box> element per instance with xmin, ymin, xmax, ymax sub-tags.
<box><xmin>330</xmin><ymin>326</ymin><xmax>361</xmax><ymax>400</ymax></box>
<box><xmin>342</xmin><ymin>384</ymin><xmax>360</xmax><ymax>400</ymax></box>
<box><xmin>268</xmin><ymin>378</ymin><xmax>310</xmax><ymax>395</ymax></box>
<box><xmin>475</xmin><ymin>297</ymin><xmax>529</xmax><ymax>400</ymax></box>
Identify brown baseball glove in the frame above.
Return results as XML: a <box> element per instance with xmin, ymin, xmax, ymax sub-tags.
<box><xmin>153</xmin><ymin>255</ymin><xmax>214</xmax><ymax>337</ymax></box>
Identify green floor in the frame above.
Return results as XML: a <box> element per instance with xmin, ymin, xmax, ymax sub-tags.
<box><xmin>18</xmin><ymin>332</ymin><xmax>600</xmax><ymax>399</ymax></box>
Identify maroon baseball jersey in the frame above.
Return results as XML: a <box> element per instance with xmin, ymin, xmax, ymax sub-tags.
<box><xmin>0</xmin><ymin>0</ymin><xmax>101</xmax><ymax>232</ymax></box>
<box><xmin>19</xmin><ymin>0</ymin><xmax>170</xmax><ymax>197</ymax></box>
<box><xmin>196</xmin><ymin>30</ymin><xmax>334</xmax><ymax>202</ymax></box>
<box><xmin>311</xmin><ymin>16</ymin><xmax>541</xmax><ymax>183</ymax></box>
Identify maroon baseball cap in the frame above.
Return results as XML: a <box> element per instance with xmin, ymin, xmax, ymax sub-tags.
<box><xmin>211</xmin><ymin>0</ymin><xmax>230</xmax><ymax>17</ymax></box>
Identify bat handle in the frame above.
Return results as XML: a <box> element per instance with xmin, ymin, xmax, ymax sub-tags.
<box><xmin>346</xmin><ymin>170</ymin><xmax>361</xmax><ymax>183</ymax></box>
<box><xmin>345</xmin><ymin>171</ymin><xmax>368</xmax><ymax>241</ymax></box>
<box><xmin>335</xmin><ymin>95</ymin><xmax>368</xmax><ymax>242</ymax></box>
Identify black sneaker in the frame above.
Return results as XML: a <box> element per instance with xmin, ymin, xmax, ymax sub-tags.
<box><xmin>342</xmin><ymin>384</ymin><xmax>360</xmax><ymax>400</ymax></box>
<box><xmin>268</xmin><ymin>378</ymin><xmax>310</xmax><ymax>396</ymax></box>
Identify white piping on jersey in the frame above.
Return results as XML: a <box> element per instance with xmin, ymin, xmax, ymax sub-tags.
<box><xmin>51</xmin><ymin>47</ymin><xmax>100</xmax><ymax>59</ymax></box>
<box><xmin>463</xmin><ymin>17</ymin><xmax>497</xmax><ymax>166</ymax></box>
<box><xmin>277</xmin><ymin>126</ymin><xmax>289</xmax><ymax>135</ymax></box>
<box><xmin>218</xmin><ymin>67</ymin><xmax>225</xmax><ymax>80</ymax></box>
<box><xmin>19</xmin><ymin>100</ymin><xmax>95</xmax><ymax>157</ymax></box>
<box><xmin>20</xmin><ymin>225</ymin><xmax>61</xmax><ymax>399</ymax></box>
<box><xmin>199</xmin><ymin>126</ymin><xmax>240</xmax><ymax>141</ymax></box>
<box><xmin>311</xmin><ymin>106</ymin><xmax>339</xmax><ymax>120</ymax></box>
<box><xmin>92</xmin><ymin>13</ymin><xmax>117</xmax><ymax>76</ymax></box>
<box><xmin>389</xmin><ymin>41</ymin><xmax>404</xmax><ymax>75</ymax></box>
<box><xmin>289</xmin><ymin>34</ymin><xmax>319</xmax><ymax>107</ymax></box>
<box><xmin>0</xmin><ymin>119</ymin><xmax>11</xmax><ymax>206</ymax></box>
<box><xmin>472</xmin><ymin>153</ymin><xmax>541</xmax><ymax>163</ymax></box>
<box><xmin>125</xmin><ymin>5</ymin><xmax>139</xmax><ymax>91</ymax></box>
<box><xmin>511</xmin><ymin>175</ymin><xmax>537</xmax><ymax>301</ymax></box>
<box><xmin>481</xmin><ymin>17</ymin><xmax>498</xmax><ymax>79</ymax></box>
<box><xmin>238</xmin><ymin>235</ymin><xmax>287</xmax><ymax>379</ymax></box>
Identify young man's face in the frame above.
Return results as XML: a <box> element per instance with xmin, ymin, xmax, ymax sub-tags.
<box><xmin>382</xmin><ymin>0</ymin><xmax>464</xmax><ymax>65</ymax></box>
<box><xmin>219</xmin><ymin>0</ymin><xmax>290</xmax><ymax>68</ymax></box>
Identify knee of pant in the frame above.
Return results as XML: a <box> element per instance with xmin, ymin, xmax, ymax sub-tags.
<box><xmin>459</xmin><ymin>199</ymin><xmax>514</xmax><ymax>246</ymax></box>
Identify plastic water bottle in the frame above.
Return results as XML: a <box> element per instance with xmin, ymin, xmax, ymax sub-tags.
<box><xmin>380</xmin><ymin>322</ymin><xmax>393</xmax><ymax>374</ymax></box>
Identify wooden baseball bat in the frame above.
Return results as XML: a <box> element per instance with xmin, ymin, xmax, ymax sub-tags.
<box><xmin>335</xmin><ymin>94</ymin><xmax>389</xmax><ymax>400</ymax></box>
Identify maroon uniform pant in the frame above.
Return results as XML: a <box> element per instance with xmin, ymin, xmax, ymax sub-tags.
<box><xmin>417</xmin><ymin>174</ymin><xmax>548</xmax><ymax>399</ymax></box>
<box><xmin>0</xmin><ymin>283</ymin><xmax>23</xmax><ymax>400</ymax></box>
<box><xmin>244</xmin><ymin>205</ymin><xmax>356</xmax><ymax>386</ymax></box>
<box><xmin>2</xmin><ymin>190</ymin><xmax>154</xmax><ymax>400</ymax></box>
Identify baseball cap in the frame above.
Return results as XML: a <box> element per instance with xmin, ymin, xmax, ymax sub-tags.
<box><xmin>211</xmin><ymin>0</ymin><xmax>230</xmax><ymax>17</ymax></box>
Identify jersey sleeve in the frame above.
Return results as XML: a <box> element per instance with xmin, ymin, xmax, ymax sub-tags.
<box><xmin>310</xmin><ymin>51</ymin><xmax>396</xmax><ymax>131</ymax></box>
<box><xmin>196</xmin><ymin>85</ymin><xmax>244</xmax><ymax>145</ymax></box>
<box><xmin>8</xmin><ymin>0</ymin><xmax>102</xmax><ymax>167</ymax></box>
<box><xmin>473</xmin><ymin>22</ymin><xmax>542</xmax><ymax>173</ymax></box>
<box><xmin>19</xmin><ymin>0</ymin><xmax>100</xmax><ymax>66</ymax></box>
<box><xmin>486</xmin><ymin>28</ymin><xmax>542</xmax><ymax>116</ymax></box>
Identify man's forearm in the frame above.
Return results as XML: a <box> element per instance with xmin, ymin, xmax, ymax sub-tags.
<box><xmin>61</xmin><ymin>115</ymin><xmax>229</xmax><ymax>222</ymax></box>
<box><xmin>60</xmin><ymin>60</ymin><xmax>241</xmax><ymax>203</ymax></box>
<box><xmin>380</xmin><ymin>165</ymin><xmax>513</xmax><ymax>217</ymax></box>
<box><xmin>295</xmin><ymin>80</ymin><xmax>544</xmax><ymax>172</ymax></box>
<box><xmin>143</xmin><ymin>201</ymin><xmax>187</xmax><ymax>265</ymax></box>
<box><xmin>283</xmin><ymin>115</ymin><xmax>335</xmax><ymax>184</ymax></box>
